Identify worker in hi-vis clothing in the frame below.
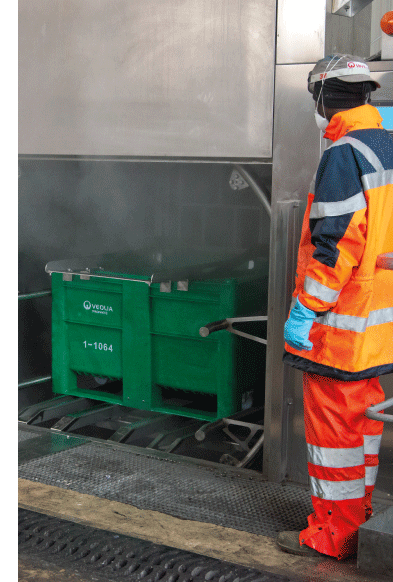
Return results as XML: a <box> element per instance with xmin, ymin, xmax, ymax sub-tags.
<box><xmin>277</xmin><ymin>54</ymin><xmax>393</xmax><ymax>560</ymax></box>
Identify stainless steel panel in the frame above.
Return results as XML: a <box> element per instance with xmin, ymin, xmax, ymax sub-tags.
<box><xmin>276</xmin><ymin>0</ymin><xmax>326</xmax><ymax>64</ymax></box>
<box><xmin>382</xmin><ymin>33</ymin><xmax>393</xmax><ymax>60</ymax></box>
<box><xmin>325</xmin><ymin>2</ymin><xmax>372</xmax><ymax>58</ymax></box>
<box><xmin>264</xmin><ymin>64</ymin><xmax>322</xmax><ymax>484</ymax></box>
<box><xmin>18</xmin><ymin>0</ymin><xmax>276</xmax><ymax>158</ymax></box>
<box><xmin>331</xmin><ymin>0</ymin><xmax>373</xmax><ymax>17</ymax></box>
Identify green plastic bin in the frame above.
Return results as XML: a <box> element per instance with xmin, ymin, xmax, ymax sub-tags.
<box><xmin>48</xmin><ymin>252</ymin><xmax>268</xmax><ymax>421</ymax></box>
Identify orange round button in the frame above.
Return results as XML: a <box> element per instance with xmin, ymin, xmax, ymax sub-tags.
<box><xmin>381</xmin><ymin>11</ymin><xmax>393</xmax><ymax>36</ymax></box>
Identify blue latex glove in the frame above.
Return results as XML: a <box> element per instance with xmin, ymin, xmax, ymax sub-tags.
<box><xmin>284</xmin><ymin>297</ymin><xmax>315</xmax><ymax>351</ymax></box>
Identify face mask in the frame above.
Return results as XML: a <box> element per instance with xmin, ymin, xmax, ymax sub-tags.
<box><xmin>314</xmin><ymin>110</ymin><xmax>329</xmax><ymax>132</ymax></box>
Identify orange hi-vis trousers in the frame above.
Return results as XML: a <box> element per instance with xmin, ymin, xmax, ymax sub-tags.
<box><xmin>300</xmin><ymin>372</ymin><xmax>385</xmax><ymax>560</ymax></box>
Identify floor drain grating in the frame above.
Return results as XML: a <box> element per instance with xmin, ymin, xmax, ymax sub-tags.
<box><xmin>19</xmin><ymin>509</ymin><xmax>300</xmax><ymax>582</ymax></box>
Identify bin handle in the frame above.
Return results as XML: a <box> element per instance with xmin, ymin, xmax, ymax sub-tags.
<box><xmin>200</xmin><ymin>315</ymin><xmax>268</xmax><ymax>345</ymax></box>
<box><xmin>365</xmin><ymin>397</ymin><xmax>393</xmax><ymax>422</ymax></box>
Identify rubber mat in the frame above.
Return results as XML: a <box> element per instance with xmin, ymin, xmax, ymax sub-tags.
<box><xmin>18</xmin><ymin>509</ymin><xmax>300</xmax><ymax>582</ymax></box>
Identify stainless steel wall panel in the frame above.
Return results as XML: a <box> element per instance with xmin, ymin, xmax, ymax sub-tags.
<box><xmin>264</xmin><ymin>64</ymin><xmax>323</xmax><ymax>484</ymax></box>
<box><xmin>18</xmin><ymin>0</ymin><xmax>276</xmax><ymax>158</ymax></box>
<box><xmin>276</xmin><ymin>0</ymin><xmax>326</xmax><ymax>64</ymax></box>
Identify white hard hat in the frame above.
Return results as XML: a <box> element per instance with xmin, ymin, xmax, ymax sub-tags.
<box><xmin>308</xmin><ymin>54</ymin><xmax>380</xmax><ymax>94</ymax></box>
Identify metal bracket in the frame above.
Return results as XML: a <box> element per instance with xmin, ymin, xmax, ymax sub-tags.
<box><xmin>229</xmin><ymin>169</ymin><xmax>249</xmax><ymax>191</ymax></box>
<box><xmin>79</xmin><ymin>269</ymin><xmax>91</xmax><ymax>281</ymax></box>
<box><xmin>177</xmin><ymin>280</ymin><xmax>189</xmax><ymax>292</ymax></box>
<box><xmin>195</xmin><ymin>413</ymin><xmax>264</xmax><ymax>468</ymax></box>
<box><xmin>160</xmin><ymin>281</ymin><xmax>172</xmax><ymax>293</ymax></box>
<box><xmin>62</xmin><ymin>273</ymin><xmax>73</xmax><ymax>281</ymax></box>
<box><xmin>331</xmin><ymin>0</ymin><xmax>373</xmax><ymax>17</ymax></box>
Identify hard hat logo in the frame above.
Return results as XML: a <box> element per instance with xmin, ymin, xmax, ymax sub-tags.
<box><xmin>347</xmin><ymin>61</ymin><xmax>368</xmax><ymax>69</ymax></box>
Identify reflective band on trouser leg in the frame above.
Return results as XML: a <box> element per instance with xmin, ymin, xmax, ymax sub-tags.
<box><xmin>365</xmin><ymin>465</ymin><xmax>379</xmax><ymax>487</ymax></box>
<box><xmin>363</xmin><ymin>434</ymin><xmax>382</xmax><ymax>456</ymax></box>
<box><xmin>309</xmin><ymin>477</ymin><xmax>365</xmax><ymax>500</ymax></box>
<box><xmin>300</xmin><ymin>373</ymin><xmax>384</xmax><ymax>559</ymax></box>
<box><xmin>307</xmin><ymin>443</ymin><xmax>364</xmax><ymax>468</ymax></box>
<box><xmin>362</xmin><ymin>383</ymin><xmax>384</xmax><ymax>519</ymax></box>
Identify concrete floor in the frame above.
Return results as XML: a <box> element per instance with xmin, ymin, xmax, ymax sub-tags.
<box><xmin>18</xmin><ymin>479</ymin><xmax>392</xmax><ymax>582</ymax></box>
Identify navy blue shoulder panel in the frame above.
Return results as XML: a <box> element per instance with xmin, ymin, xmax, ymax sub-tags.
<box><xmin>348</xmin><ymin>128</ymin><xmax>393</xmax><ymax>171</ymax></box>
<box><xmin>315</xmin><ymin>143</ymin><xmax>363</xmax><ymax>203</ymax></box>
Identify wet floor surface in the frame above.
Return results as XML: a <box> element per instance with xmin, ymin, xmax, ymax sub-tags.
<box><xmin>18</xmin><ymin>425</ymin><xmax>393</xmax><ymax>582</ymax></box>
<box><xmin>18</xmin><ymin>480</ymin><xmax>393</xmax><ymax>582</ymax></box>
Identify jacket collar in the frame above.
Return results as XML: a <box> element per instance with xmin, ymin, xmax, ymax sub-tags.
<box><xmin>324</xmin><ymin>104</ymin><xmax>383</xmax><ymax>142</ymax></box>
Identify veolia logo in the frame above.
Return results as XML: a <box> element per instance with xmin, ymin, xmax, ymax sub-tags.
<box><xmin>83</xmin><ymin>300</ymin><xmax>113</xmax><ymax>315</ymax></box>
<box><xmin>348</xmin><ymin>61</ymin><xmax>367</xmax><ymax>70</ymax></box>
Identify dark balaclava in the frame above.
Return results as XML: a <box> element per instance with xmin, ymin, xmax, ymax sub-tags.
<box><xmin>312</xmin><ymin>77</ymin><xmax>375</xmax><ymax>109</ymax></box>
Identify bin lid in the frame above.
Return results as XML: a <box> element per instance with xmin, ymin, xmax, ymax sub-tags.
<box><xmin>45</xmin><ymin>246</ymin><xmax>269</xmax><ymax>283</ymax></box>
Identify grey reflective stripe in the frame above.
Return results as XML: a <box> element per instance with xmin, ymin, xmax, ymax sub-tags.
<box><xmin>364</xmin><ymin>434</ymin><xmax>382</xmax><ymax>455</ymax></box>
<box><xmin>309</xmin><ymin>191</ymin><xmax>367</xmax><ymax>219</ymax></box>
<box><xmin>304</xmin><ymin>276</ymin><xmax>341</xmax><ymax>303</ymax></box>
<box><xmin>307</xmin><ymin>443</ymin><xmax>364</xmax><ymax>468</ymax></box>
<box><xmin>329</xmin><ymin>136</ymin><xmax>384</xmax><ymax>172</ymax></box>
<box><xmin>362</xmin><ymin>169</ymin><xmax>393</xmax><ymax>190</ymax></box>
<box><xmin>310</xmin><ymin>476</ymin><xmax>365</xmax><ymax>500</ymax></box>
<box><xmin>316</xmin><ymin>307</ymin><xmax>393</xmax><ymax>332</ymax></box>
<box><xmin>365</xmin><ymin>465</ymin><xmax>379</xmax><ymax>487</ymax></box>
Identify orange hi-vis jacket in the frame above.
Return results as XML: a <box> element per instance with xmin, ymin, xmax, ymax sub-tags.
<box><xmin>283</xmin><ymin>105</ymin><xmax>393</xmax><ymax>380</ymax></box>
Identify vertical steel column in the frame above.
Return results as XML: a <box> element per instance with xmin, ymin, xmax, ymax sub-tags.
<box><xmin>263</xmin><ymin>0</ymin><xmax>327</xmax><ymax>483</ymax></box>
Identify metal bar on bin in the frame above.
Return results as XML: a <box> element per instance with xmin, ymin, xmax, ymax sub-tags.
<box><xmin>18</xmin><ymin>290</ymin><xmax>52</xmax><ymax>301</ymax></box>
<box><xmin>46</xmin><ymin>267</ymin><xmax>153</xmax><ymax>285</ymax></box>
<box><xmin>200</xmin><ymin>315</ymin><xmax>268</xmax><ymax>345</ymax></box>
<box><xmin>365</xmin><ymin>397</ymin><xmax>393</xmax><ymax>422</ymax></box>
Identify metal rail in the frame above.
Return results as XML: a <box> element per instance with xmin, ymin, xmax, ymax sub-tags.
<box><xmin>234</xmin><ymin>164</ymin><xmax>272</xmax><ymax>219</ymax></box>
<box><xmin>18</xmin><ymin>376</ymin><xmax>52</xmax><ymax>389</ymax></box>
<box><xmin>18</xmin><ymin>289</ymin><xmax>53</xmax><ymax>389</ymax></box>
<box><xmin>18</xmin><ymin>290</ymin><xmax>52</xmax><ymax>301</ymax></box>
<box><xmin>365</xmin><ymin>397</ymin><xmax>393</xmax><ymax>423</ymax></box>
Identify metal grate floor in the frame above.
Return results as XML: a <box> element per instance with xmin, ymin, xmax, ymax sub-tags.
<box><xmin>18</xmin><ymin>426</ymin><xmax>388</xmax><ymax>539</ymax></box>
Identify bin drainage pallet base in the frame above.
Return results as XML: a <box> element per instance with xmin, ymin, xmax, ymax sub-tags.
<box><xmin>18</xmin><ymin>425</ymin><xmax>390</xmax><ymax>539</ymax></box>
